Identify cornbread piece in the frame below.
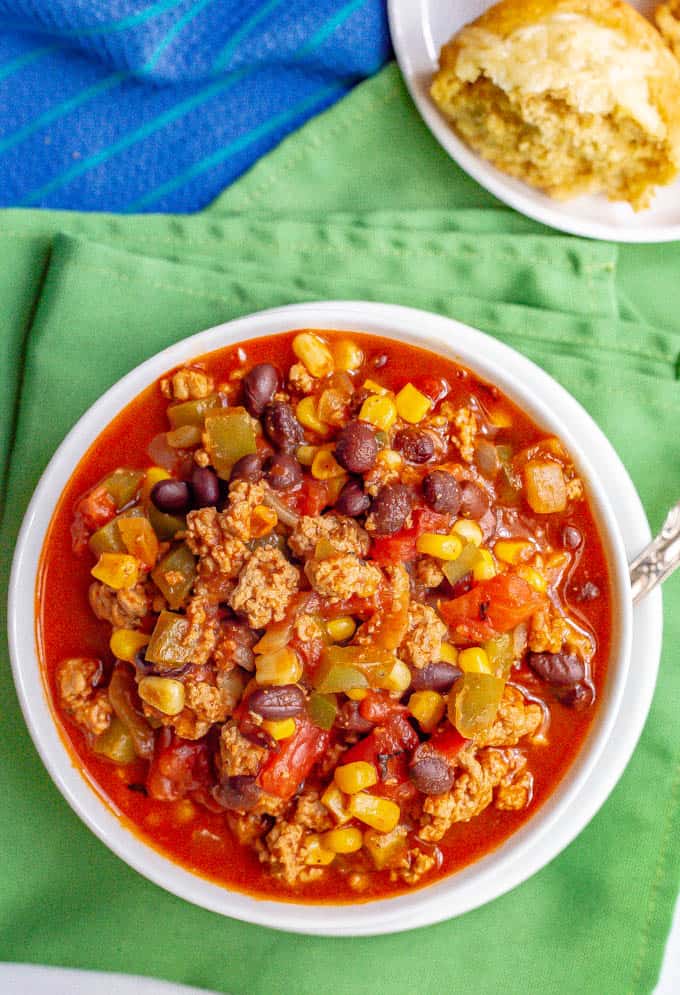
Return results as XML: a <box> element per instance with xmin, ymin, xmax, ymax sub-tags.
<box><xmin>431</xmin><ymin>0</ymin><xmax>680</xmax><ymax>209</ymax></box>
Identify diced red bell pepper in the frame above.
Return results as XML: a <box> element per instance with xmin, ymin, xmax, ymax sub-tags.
<box><xmin>438</xmin><ymin>573</ymin><xmax>547</xmax><ymax>643</ymax></box>
<box><xmin>146</xmin><ymin>729</ymin><xmax>212</xmax><ymax>802</ymax></box>
<box><xmin>370</xmin><ymin>509</ymin><xmax>451</xmax><ymax>564</ymax></box>
<box><xmin>71</xmin><ymin>483</ymin><xmax>117</xmax><ymax>554</ymax></box>
<box><xmin>257</xmin><ymin>715</ymin><xmax>330</xmax><ymax>799</ymax></box>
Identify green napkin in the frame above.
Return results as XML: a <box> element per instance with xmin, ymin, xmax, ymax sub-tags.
<box><xmin>2</xmin><ymin>64</ymin><xmax>679</xmax><ymax>995</ymax></box>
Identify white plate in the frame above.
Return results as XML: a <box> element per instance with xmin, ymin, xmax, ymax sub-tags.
<box><xmin>0</xmin><ymin>965</ymin><xmax>220</xmax><ymax>995</ymax></box>
<box><xmin>9</xmin><ymin>301</ymin><xmax>660</xmax><ymax>935</ymax></box>
<box><xmin>388</xmin><ymin>0</ymin><xmax>680</xmax><ymax>242</ymax></box>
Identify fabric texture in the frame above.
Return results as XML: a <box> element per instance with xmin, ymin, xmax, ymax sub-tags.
<box><xmin>1</xmin><ymin>64</ymin><xmax>679</xmax><ymax>995</ymax></box>
<box><xmin>0</xmin><ymin>0</ymin><xmax>390</xmax><ymax>212</ymax></box>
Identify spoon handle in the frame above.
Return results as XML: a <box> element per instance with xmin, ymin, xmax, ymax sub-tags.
<box><xmin>629</xmin><ymin>500</ymin><xmax>680</xmax><ymax>603</ymax></box>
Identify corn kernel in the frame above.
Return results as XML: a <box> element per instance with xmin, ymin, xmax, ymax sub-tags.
<box><xmin>416</xmin><ymin>532</ymin><xmax>463</xmax><ymax>561</ymax></box>
<box><xmin>451</xmin><ymin>520</ymin><xmax>483</xmax><ymax>546</ymax></box>
<box><xmin>472</xmin><ymin>548</ymin><xmax>496</xmax><ymax>581</ymax></box>
<box><xmin>296</xmin><ymin>396</ymin><xmax>330</xmax><ymax>436</ymax></box>
<box><xmin>293</xmin><ymin>332</ymin><xmax>334</xmax><ymax>378</ymax></box>
<box><xmin>321</xmin><ymin>827</ymin><xmax>363</xmax><ymax>854</ymax></box>
<box><xmin>377</xmin><ymin>448</ymin><xmax>402</xmax><ymax>471</ymax></box>
<box><xmin>296</xmin><ymin>444</ymin><xmax>318</xmax><ymax>466</ymax></box>
<box><xmin>348</xmin><ymin>793</ymin><xmax>401</xmax><ymax>833</ymax></box>
<box><xmin>346</xmin><ymin>687</ymin><xmax>368</xmax><ymax>701</ymax></box>
<box><xmin>326</xmin><ymin>617</ymin><xmax>356</xmax><ymax>642</ymax></box>
<box><xmin>408</xmin><ymin>690</ymin><xmax>445</xmax><ymax>732</ymax></box>
<box><xmin>304</xmin><ymin>835</ymin><xmax>336</xmax><ymax>866</ymax></box>
<box><xmin>494</xmin><ymin>540</ymin><xmax>532</xmax><ymax>565</ymax></box>
<box><xmin>395</xmin><ymin>382</ymin><xmax>431</xmax><ymax>423</ymax></box>
<box><xmin>138</xmin><ymin>676</ymin><xmax>185</xmax><ymax>715</ymax></box>
<box><xmin>458</xmin><ymin>647</ymin><xmax>492</xmax><ymax>675</ymax></box>
<box><xmin>362</xmin><ymin>378</ymin><xmax>388</xmax><ymax>395</ymax></box>
<box><xmin>311</xmin><ymin>449</ymin><xmax>345</xmax><ymax>480</ymax></box>
<box><xmin>262</xmin><ymin>717</ymin><xmax>297</xmax><ymax>741</ymax></box>
<box><xmin>109</xmin><ymin>628</ymin><xmax>150</xmax><ymax>663</ymax></box>
<box><xmin>489</xmin><ymin>408</ymin><xmax>512</xmax><ymax>428</ymax></box>
<box><xmin>359</xmin><ymin>394</ymin><xmax>397</xmax><ymax>431</ymax></box>
<box><xmin>440</xmin><ymin>642</ymin><xmax>459</xmax><ymax>665</ymax></box>
<box><xmin>325</xmin><ymin>473</ymin><xmax>349</xmax><ymax>504</ymax></box>
<box><xmin>332</xmin><ymin>339</ymin><xmax>364</xmax><ymax>372</ymax></box>
<box><xmin>335</xmin><ymin>761</ymin><xmax>378</xmax><ymax>794</ymax></box>
<box><xmin>516</xmin><ymin>565</ymin><xmax>548</xmax><ymax>593</ymax></box>
<box><xmin>91</xmin><ymin>553</ymin><xmax>140</xmax><ymax>590</ymax></box>
<box><xmin>321</xmin><ymin>783</ymin><xmax>351</xmax><ymax>824</ymax></box>
<box><xmin>142</xmin><ymin>466</ymin><xmax>170</xmax><ymax>502</ymax></box>
<box><xmin>377</xmin><ymin>659</ymin><xmax>412</xmax><ymax>694</ymax></box>
<box><xmin>255</xmin><ymin>647</ymin><xmax>303</xmax><ymax>686</ymax></box>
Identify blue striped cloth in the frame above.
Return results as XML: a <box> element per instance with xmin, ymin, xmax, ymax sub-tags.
<box><xmin>0</xmin><ymin>0</ymin><xmax>390</xmax><ymax>212</ymax></box>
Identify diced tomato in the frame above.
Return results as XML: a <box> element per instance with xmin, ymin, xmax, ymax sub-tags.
<box><xmin>438</xmin><ymin>573</ymin><xmax>547</xmax><ymax>643</ymax></box>
<box><xmin>359</xmin><ymin>690</ymin><xmax>407</xmax><ymax>725</ymax></box>
<box><xmin>291</xmin><ymin>478</ymin><xmax>330</xmax><ymax>516</ymax></box>
<box><xmin>370</xmin><ymin>509</ymin><xmax>451</xmax><ymax>564</ymax></box>
<box><xmin>342</xmin><ymin>712</ymin><xmax>419</xmax><ymax>774</ymax></box>
<box><xmin>146</xmin><ymin>729</ymin><xmax>212</xmax><ymax>802</ymax></box>
<box><xmin>429</xmin><ymin>724</ymin><xmax>467</xmax><ymax>761</ymax></box>
<box><xmin>257</xmin><ymin>716</ymin><xmax>330</xmax><ymax>799</ymax></box>
<box><xmin>71</xmin><ymin>483</ymin><xmax>117</xmax><ymax>554</ymax></box>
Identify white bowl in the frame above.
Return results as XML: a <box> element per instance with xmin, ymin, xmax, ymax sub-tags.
<box><xmin>388</xmin><ymin>0</ymin><xmax>680</xmax><ymax>242</ymax></box>
<box><xmin>8</xmin><ymin>301</ymin><xmax>661</xmax><ymax>936</ymax></box>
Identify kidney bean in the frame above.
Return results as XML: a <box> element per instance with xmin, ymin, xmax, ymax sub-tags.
<box><xmin>214</xmin><ymin>775</ymin><xmax>262</xmax><ymax>812</ymax></box>
<box><xmin>151</xmin><ymin>478</ymin><xmax>191</xmax><ymax>514</ymax></box>
<box><xmin>370</xmin><ymin>482</ymin><xmax>412</xmax><ymax>534</ymax></box>
<box><xmin>191</xmin><ymin>466</ymin><xmax>220</xmax><ymax>508</ymax></box>
<box><xmin>458</xmin><ymin>480</ymin><xmax>490</xmax><ymax>520</ymax></box>
<box><xmin>561</xmin><ymin>524</ymin><xmax>582</xmax><ymax>550</ymax></box>
<box><xmin>336</xmin><ymin>700</ymin><xmax>374</xmax><ymax>735</ymax></box>
<box><xmin>242</xmin><ymin>363</ymin><xmax>279</xmax><ymax>417</ymax></box>
<box><xmin>410</xmin><ymin>661</ymin><xmax>462</xmax><ymax>693</ymax></box>
<box><xmin>410</xmin><ymin>755</ymin><xmax>454</xmax><ymax>796</ymax></box>
<box><xmin>527</xmin><ymin>651</ymin><xmax>585</xmax><ymax>687</ymax></box>
<box><xmin>335</xmin><ymin>478</ymin><xmax>371</xmax><ymax>517</ymax></box>
<box><xmin>394</xmin><ymin>428</ymin><xmax>435</xmax><ymax>464</ymax></box>
<box><xmin>230</xmin><ymin>452</ymin><xmax>264</xmax><ymax>484</ymax></box>
<box><xmin>556</xmin><ymin>682</ymin><xmax>595</xmax><ymax>709</ymax></box>
<box><xmin>248</xmin><ymin>684</ymin><xmax>306</xmax><ymax>721</ymax></box>
<box><xmin>265</xmin><ymin>453</ymin><xmax>303</xmax><ymax>491</ymax></box>
<box><xmin>335</xmin><ymin>420</ymin><xmax>378</xmax><ymax>474</ymax></box>
<box><xmin>422</xmin><ymin>470</ymin><xmax>461</xmax><ymax>515</ymax></box>
<box><xmin>263</xmin><ymin>401</ymin><xmax>304</xmax><ymax>452</ymax></box>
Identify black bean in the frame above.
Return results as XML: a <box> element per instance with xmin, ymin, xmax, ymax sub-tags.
<box><xmin>556</xmin><ymin>682</ymin><xmax>595</xmax><ymax>709</ymax></box>
<box><xmin>561</xmin><ymin>525</ymin><xmax>582</xmax><ymax>550</ymax></box>
<box><xmin>370</xmin><ymin>482</ymin><xmax>412</xmax><ymax>534</ymax></box>
<box><xmin>263</xmin><ymin>401</ymin><xmax>304</xmax><ymax>452</ymax></box>
<box><xmin>336</xmin><ymin>701</ymin><xmax>374</xmax><ymax>735</ymax></box>
<box><xmin>248</xmin><ymin>684</ymin><xmax>306</xmax><ymax>721</ymax></box>
<box><xmin>230</xmin><ymin>452</ymin><xmax>264</xmax><ymax>484</ymax></box>
<box><xmin>527</xmin><ymin>651</ymin><xmax>585</xmax><ymax>687</ymax></box>
<box><xmin>191</xmin><ymin>466</ymin><xmax>220</xmax><ymax>508</ymax></box>
<box><xmin>410</xmin><ymin>755</ymin><xmax>454</xmax><ymax>796</ymax></box>
<box><xmin>394</xmin><ymin>428</ymin><xmax>435</xmax><ymax>464</ymax></box>
<box><xmin>265</xmin><ymin>453</ymin><xmax>303</xmax><ymax>491</ymax></box>
<box><xmin>214</xmin><ymin>775</ymin><xmax>261</xmax><ymax>812</ymax></box>
<box><xmin>458</xmin><ymin>480</ymin><xmax>490</xmax><ymax>520</ymax></box>
<box><xmin>422</xmin><ymin>470</ymin><xmax>461</xmax><ymax>515</ymax></box>
<box><xmin>335</xmin><ymin>420</ymin><xmax>378</xmax><ymax>474</ymax></box>
<box><xmin>411</xmin><ymin>661</ymin><xmax>463</xmax><ymax>693</ymax></box>
<box><xmin>242</xmin><ymin>363</ymin><xmax>279</xmax><ymax>417</ymax></box>
<box><xmin>151</xmin><ymin>478</ymin><xmax>191</xmax><ymax>514</ymax></box>
<box><xmin>334</xmin><ymin>479</ymin><xmax>371</xmax><ymax>517</ymax></box>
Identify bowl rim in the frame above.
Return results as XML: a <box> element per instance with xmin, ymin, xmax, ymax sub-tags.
<box><xmin>8</xmin><ymin>300</ymin><xmax>659</xmax><ymax>936</ymax></box>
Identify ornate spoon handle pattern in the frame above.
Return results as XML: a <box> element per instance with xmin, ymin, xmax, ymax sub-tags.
<box><xmin>629</xmin><ymin>501</ymin><xmax>680</xmax><ymax>603</ymax></box>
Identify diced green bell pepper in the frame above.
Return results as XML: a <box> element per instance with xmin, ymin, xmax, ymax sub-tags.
<box><xmin>205</xmin><ymin>409</ymin><xmax>257</xmax><ymax>479</ymax></box>
<box><xmin>89</xmin><ymin>506</ymin><xmax>144</xmax><ymax>556</ymax></box>
<box><xmin>167</xmin><ymin>394</ymin><xmax>222</xmax><ymax>429</ymax></box>
<box><xmin>308</xmin><ymin>692</ymin><xmax>338</xmax><ymax>730</ymax></box>
<box><xmin>145</xmin><ymin>610</ymin><xmax>196</xmax><ymax>668</ymax></box>
<box><xmin>448</xmin><ymin>672</ymin><xmax>505</xmax><ymax>738</ymax></box>
<box><xmin>92</xmin><ymin>716</ymin><xmax>136</xmax><ymax>765</ymax></box>
<box><xmin>103</xmin><ymin>470</ymin><xmax>144</xmax><ymax>509</ymax></box>
<box><xmin>484</xmin><ymin>632</ymin><xmax>514</xmax><ymax>680</ymax></box>
<box><xmin>442</xmin><ymin>543</ymin><xmax>483</xmax><ymax>587</ymax></box>
<box><xmin>151</xmin><ymin>543</ymin><xmax>196</xmax><ymax>610</ymax></box>
<box><xmin>148</xmin><ymin>504</ymin><xmax>186</xmax><ymax>541</ymax></box>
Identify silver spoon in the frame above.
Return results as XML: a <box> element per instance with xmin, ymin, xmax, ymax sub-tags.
<box><xmin>629</xmin><ymin>501</ymin><xmax>680</xmax><ymax>603</ymax></box>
